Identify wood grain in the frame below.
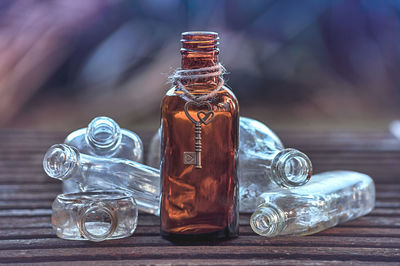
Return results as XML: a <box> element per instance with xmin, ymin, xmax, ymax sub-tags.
<box><xmin>0</xmin><ymin>130</ymin><xmax>399</xmax><ymax>265</ymax></box>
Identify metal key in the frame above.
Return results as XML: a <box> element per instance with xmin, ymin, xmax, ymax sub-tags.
<box><xmin>183</xmin><ymin>101</ymin><xmax>215</xmax><ymax>168</ymax></box>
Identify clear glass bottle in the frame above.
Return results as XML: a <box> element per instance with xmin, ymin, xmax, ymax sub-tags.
<box><xmin>52</xmin><ymin>191</ymin><xmax>138</xmax><ymax>241</ymax></box>
<box><xmin>239</xmin><ymin>117</ymin><xmax>312</xmax><ymax>212</ymax></box>
<box><xmin>250</xmin><ymin>171</ymin><xmax>375</xmax><ymax>237</ymax></box>
<box><xmin>43</xmin><ymin>144</ymin><xmax>160</xmax><ymax>215</ymax></box>
<box><xmin>63</xmin><ymin>116</ymin><xmax>144</xmax><ymax>193</ymax></box>
<box><xmin>147</xmin><ymin>127</ymin><xmax>161</xmax><ymax>169</ymax></box>
<box><xmin>147</xmin><ymin>116</ymin><xmax>312</xmax><ymax>213</ymax></box>
<box><xmin>160</xmin><ymin>32</ymin><xmax>239</xmax><ymax>239</ymax></box>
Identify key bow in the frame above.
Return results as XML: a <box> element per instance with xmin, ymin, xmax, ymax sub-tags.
<box><xmin>184</xmin><ymin>101</ymin><xmax>215</xmax><ymax>125</ymax></box>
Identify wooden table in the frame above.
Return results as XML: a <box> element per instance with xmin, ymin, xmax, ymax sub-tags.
<box><xmin>0</xmin><ymin>130</ymin><xmax>399</xmax><ymax>265</ymax></box>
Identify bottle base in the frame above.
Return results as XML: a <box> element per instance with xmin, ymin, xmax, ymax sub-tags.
<box><xmin>161</xmin><ymin>226</ymin><xmax>238</xmax><ymax>241</ymax></box>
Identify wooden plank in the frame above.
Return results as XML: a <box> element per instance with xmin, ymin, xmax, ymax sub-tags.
<box><xmin>0</xmin><ymin>201</ymin><xmax>53</xmax><ymax>209</ymax></box>
<box><xmin>0</xmin><ymin>217</ymin><xmax>51</xmax><ymax>229</ymax></box>
<box><xmin>1</xmin><ymin>235</ymin><xmax>400</xmax><ymax>251</ymax></box>
<box><xmin>0</xmin><ymin>228</ymin><xmax>56</xmax><ymax>240</ymax></box>
<box><xmin>0</xmin><ymin>184</ymin><xmax>60</xmax><ymax>191</ymax></box>
<box><xmin>0</xmin><ymin>205</ymin><xmax>396</xmax><ymax>218</ymax></box>
<box><xmin>0</xmin><ymin>246</ymin><xmax>399</xmax><ymax>263</ymax></box>
<box><xmin>0</xmin><ymin>214</ymin><xmax>399</xmax><ymax>230</ymax></box>
<box><xmin>0</xmin><ymin>209</ymin><xmax>51</xmax><ymax>217</ymax></box>
<box><xmin>0</xmin><ymin>192</ymin><xmax>59</xmax><ymax>201</ymax></box>
<box><xmin>315</xmin><ymin>227</ymin><xmax>400</xmax><ymax>237</ymax></box>
<box><xmin>2</xmin><ymin>225</ymin><xmax>400</xmax><ymax>240</ymax></box>
<box><xmin>370</xmin><ymin>208</ymin><xmax>400</xmax><ymax>216</ymax></box>
<box><xmin>0</xmin><ymin>130</ymin><xmax>399</xmax><ymax>264</ymax></box>
<box><xmin>0</xmin><ymin>205</ymin><xmax>397</xmax><ymax>217</ymax></box>
<box><xmin>19</xmin><ymin>259</ymin><xmax>398</xmax><ymax>265</ymax></box>
<box><xmin>1</xmin><ymin>225</ymin><xmax>400</xmax><ymax>240</ymax></box>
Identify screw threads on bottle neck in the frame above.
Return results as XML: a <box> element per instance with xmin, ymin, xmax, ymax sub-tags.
<box><xmin>181</xmin><ymin>31</ymin><xmax>219</xmax><ymax>70</ymax></box>
<box><xmin>250</xmin><ymin>204</ymin><xmax>285</xmax><ymax>237</ymax></box>
<box><xmin>271</xmin><ymin>148</ymin><xmax>312</xmax><ymax>188</ymax></box>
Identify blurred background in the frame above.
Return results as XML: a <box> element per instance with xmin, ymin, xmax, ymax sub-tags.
<box><xmin>0</xmin><ymin>0</ymin><xmax>399</xmax><ymax>131</ymax></box>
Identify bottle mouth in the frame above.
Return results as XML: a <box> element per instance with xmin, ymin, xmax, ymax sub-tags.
<box><xmin>272</xmin><ymin>148</ymin><xmax>312</xmax><ymax>187</ymax></box>
<box><xmin>86</xmin><ymin>116</ymin><xmax>121</xmax><ymax>150</ymax></box>
<box><xmin>181</xmin><ymin>31</ymin><xmax>219</xmax><ymax>41</ymax></box>
<box><xmin>181</xmin><ymin>31</ymin><xmax>219</xmax><ymax>53</ymax></box>
<box><xmin>43</xmin><ymin>144</ymin><xmax>78</xmax><ymax>180</ymax></box>
<box><xmin>78</xmin><ymin>202</ymin><xmax>118</xmax><ymax>242</ymax></box>
<box><xmin>250</xmin><ymin>204</ymin><xmax>284</xmax><ymax>237</ymax></box>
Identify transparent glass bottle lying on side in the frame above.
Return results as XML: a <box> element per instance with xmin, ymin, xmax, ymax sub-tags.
<box><xmin>43</xmin><ymin>144</ymin><xmax>159</xmax><ymax>215</ymax></box>
<box><xmin>250</xmin><ymin>171</ymin><xmax>375</xmax><ymax>237</ymax></box>
<box><xmin>52</xmin><ymin>191</ymin><xmax>138</xmax><ymax>242</ymax></box>
<box><xmin>64</xmin><ymin>116</ymin><xmax>144</xmax><ymax>193</ymax></box>
<box><xmin>147</xmin><ymin>116</ymin><xmax>313</xmax><ymax>212</ymax></box>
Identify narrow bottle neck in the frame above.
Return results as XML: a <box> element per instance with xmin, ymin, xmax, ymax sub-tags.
<box><xmin>43</xmin><ymin>144</ymin><xmax>80</xmax><ymax>181</ymax></box>
<box><xmin>270</xmin><ymin>148</ymin><xmax>312</xmax><ymax>188</ymax></box>
<box><xmin>86</xmin><ymin>116</ymin><xmax>121</xmax><ymax>151</ymax></box>
<box><xmin>180</xmin><ymin>31</ymin><xmax>220</xmax><ymax>88</ymax></box>
<box><xmin>43</xmin><ymin>144</ymin><xmax>112</xmax><ymax>182</ymax></box>
<box><xmin>250</xmin><ymin>204</ymin><xmax>286</xmax><ymax>237</ymax></box>
<box><xmin>181</xmin><ymin>49</ymin><xmax>219</xmax><ymax>70</ymax></box>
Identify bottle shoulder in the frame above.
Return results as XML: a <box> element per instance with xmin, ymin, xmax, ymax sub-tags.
<box><xmin>64</xmin><ymin>128</ymin><xmax>86</xmax><ymax>144</ymax></box>
<box><xmin>162</xmin><ymin>85</ymin><xmax>239</xmax><ymax>113</ymax></box>
<box><xmin>64</xmin><ymin>128</ymin><xmax>89</xmax><ymax>151</ymax></box>
<box><xmin>258</xmin><ymin>191</ymin><xmax>326</xmax><ymax>207</ymax></box>
<box><xmin>64</xmin><ymin>128</ymin><xmax>143</xmax><ymax>161</ymax></box>
<box><xmin>120</xmin><ymin>129</ymin><xmax>143</xmax><ymax>147</ymax></box>
<box><xmin>164</xmin><ymin>85</ymin><xmax>238</xmax><ymax>100</ymax></box>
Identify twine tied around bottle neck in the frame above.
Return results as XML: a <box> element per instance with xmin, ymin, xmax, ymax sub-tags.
<box><xmin>169</xmin><ymin>63</ymin><xmax>226</xmax><ymax>101</ymax></box>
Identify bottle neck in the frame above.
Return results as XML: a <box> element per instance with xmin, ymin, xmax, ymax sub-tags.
<box><xmin>270</xmin><ymin>148</ymin><xmax>312</xmax><ymax>188</ymax></box>
<box><xmin>180</xmin><ymin>31</ymin><xmax>220</xmax><ymax>90</ymax></box>
<box><xmin>250</xmin><ymin>204</ymin><xmax>286</xmax><ymax>237</ymax></box>
<box><xmin>43</xmin><ymin>144</ymin><xmax>80</xmax><ymax>181</ymax></box>
<box><xmin>86</xmin><ymin>116</ymin><xmax>121</xmax><ymax>151</ymax></box>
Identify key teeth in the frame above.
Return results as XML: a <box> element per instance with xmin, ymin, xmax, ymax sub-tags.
<box><xmin>195</xmin><ymin>122</ymin><xmax>202</xmax><ymax>168</ymax></box>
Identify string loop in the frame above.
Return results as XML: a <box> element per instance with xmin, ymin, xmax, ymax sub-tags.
<box><xmin>169</xmin><ymin>63</ymin><xmax>226</xmax><ymax>101</ymax></box>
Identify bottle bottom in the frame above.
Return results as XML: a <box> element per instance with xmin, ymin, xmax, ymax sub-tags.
<box><xmin>161</xmin><ymin>226</ymin><xmax>238</xmax><ymax>241</ymax></box>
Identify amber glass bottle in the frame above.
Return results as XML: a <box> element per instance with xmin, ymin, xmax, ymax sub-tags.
<box><xmin>160</xmin><ymin>32</ymin><xmax>239</xmax><ymax>240</ymax></box>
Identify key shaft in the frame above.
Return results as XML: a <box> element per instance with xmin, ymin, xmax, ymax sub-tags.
<box><xmin>195</xmin><ymin>122</ymin><xmax>202</xmax><ymax>168</ymax></box>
